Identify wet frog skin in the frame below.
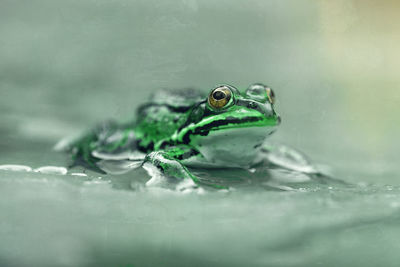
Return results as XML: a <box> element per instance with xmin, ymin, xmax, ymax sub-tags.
<box><xmin>61</xmin><ymin>83</ymin><xmax>316</xmax><ymax>190</ymax></box>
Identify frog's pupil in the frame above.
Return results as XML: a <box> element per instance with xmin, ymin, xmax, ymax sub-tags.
<box><xmin>213</xmin><ymin>91</ymin><xmax>226</xmax><ymax>100</ymax></box>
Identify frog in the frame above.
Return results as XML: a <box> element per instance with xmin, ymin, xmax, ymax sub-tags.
<box><xmin>59</xmin><ymin>83</ymin><xmax>322</xmax><ymax>191</ymax></box>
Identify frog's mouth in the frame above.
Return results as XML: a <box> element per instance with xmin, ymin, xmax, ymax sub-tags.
<box><xmin>175</xmin><ymin>110</ymin><xmax>280</xmax><ymax>145</ymax></box>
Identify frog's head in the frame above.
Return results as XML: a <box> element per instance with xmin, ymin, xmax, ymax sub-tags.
<box><xmin>175</xmin><ymin>83</ymin><xmax>281</xmax><ymax>167</ymax></box>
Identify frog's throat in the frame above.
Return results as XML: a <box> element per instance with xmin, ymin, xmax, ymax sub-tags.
<box><xmin>171</xmin><ymin>109</ymin><xmax>279</xmax><ymax>145</ymax></box>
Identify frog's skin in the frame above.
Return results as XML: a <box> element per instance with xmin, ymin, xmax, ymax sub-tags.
<box><xmin>61</xmin><ymin>83</ymin><xmax>318</xmax><ymax>190</ymax></box>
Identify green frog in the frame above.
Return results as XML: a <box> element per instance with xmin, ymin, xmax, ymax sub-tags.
<box><xmin>60</xmin><ymin>83</ymin><xmax>320</xmax><ymax>190</ymax></box>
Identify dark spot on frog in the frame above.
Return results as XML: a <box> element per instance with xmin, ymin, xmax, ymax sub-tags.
<box><xmin>254</xmin><ymin>143</ymin><xmax>262</xmax><ymax>149</ymax></box>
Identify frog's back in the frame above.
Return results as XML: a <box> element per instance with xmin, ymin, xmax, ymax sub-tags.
<box><xmin>134</xmin><ymin>88</ymin><xmax>204</xmax><ymax>151</ymax></box>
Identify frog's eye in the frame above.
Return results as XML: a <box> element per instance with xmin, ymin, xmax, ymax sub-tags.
<box><xmin>246</xmin><ymin>83</ymin><xmax>275</xmax><ymax>104</ymax></box>
<box><xmin>208</xmin><ymin>86</ymin><xmax>232</xmax><ymax>109</ymax></box>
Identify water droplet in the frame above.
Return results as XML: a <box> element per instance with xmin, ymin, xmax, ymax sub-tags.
<box><xmin>0</xmin><ymin>164</ymin><xmax>32</xmax><ymax>172</ymax></box>
<box><xmin>34</xmin><ymin>166</ymin><xmax>68</xmax><ymax>175</ymax></box>
<box><xmin>71</xmin><ymin>173</ymin><xmax>87</xmax><ymax>177</ymax></box>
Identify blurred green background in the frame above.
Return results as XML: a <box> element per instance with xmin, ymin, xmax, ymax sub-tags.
<box><xmin>1</xmin><ymin>0</ymin><xmax>399</xmax><ymax>184</ymax></box>
<box><xmin>1</xmin><ymin>1</ymin><xmax>400</xmax><ymax>267</ymax></box>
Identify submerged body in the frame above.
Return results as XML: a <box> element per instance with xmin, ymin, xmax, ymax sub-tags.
<box><xmin>63</xmin><ymin>83</ymin><xmax>319</xmax><ymax>190</ymax></box>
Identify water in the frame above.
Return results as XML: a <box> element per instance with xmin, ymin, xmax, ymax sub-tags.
<box><xmin>1</xmin><ymin>0</ymin><xmax>400</xmax><ymax>266</ymax></box>
<box><xmin>1</xmin><ymin>167</ymin><xmax>400</xmax><ymax>267</ymax></box>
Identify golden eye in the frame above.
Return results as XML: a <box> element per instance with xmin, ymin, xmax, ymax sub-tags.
<box><xmin>208</xmin><ymin>86</ymin><xmax>232</xmax><ymax>109</ymax></box>
<box><xmin>266</xmin><ymin>87</ymin><xmax>275</xmax><ymax>104</ymax></box>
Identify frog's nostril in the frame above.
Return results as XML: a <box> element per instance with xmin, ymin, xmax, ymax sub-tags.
<box><xmin>247</xmin><ymin>101</ymin><xmax>257</xmax><ymax>109</ymax></box>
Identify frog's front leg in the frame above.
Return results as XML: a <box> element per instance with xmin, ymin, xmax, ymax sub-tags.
<box><xmin>254</xmin><ymin>142</ymin><xmax>318</xmax><ymax>174</ymax></box>
<box><xmin>250</xmin><ymin>142</ymin><xmax>322</xmax><ymax>188</ymax></box>
<box><xmin>143</xmin><ymin>149</ymin><xmax>201</xmax><ymax>192</ymax></box>
<box><xmin>252</xmin><ymin>142</ymin><xmax>341</xmax><ymax>187</ymax></box>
